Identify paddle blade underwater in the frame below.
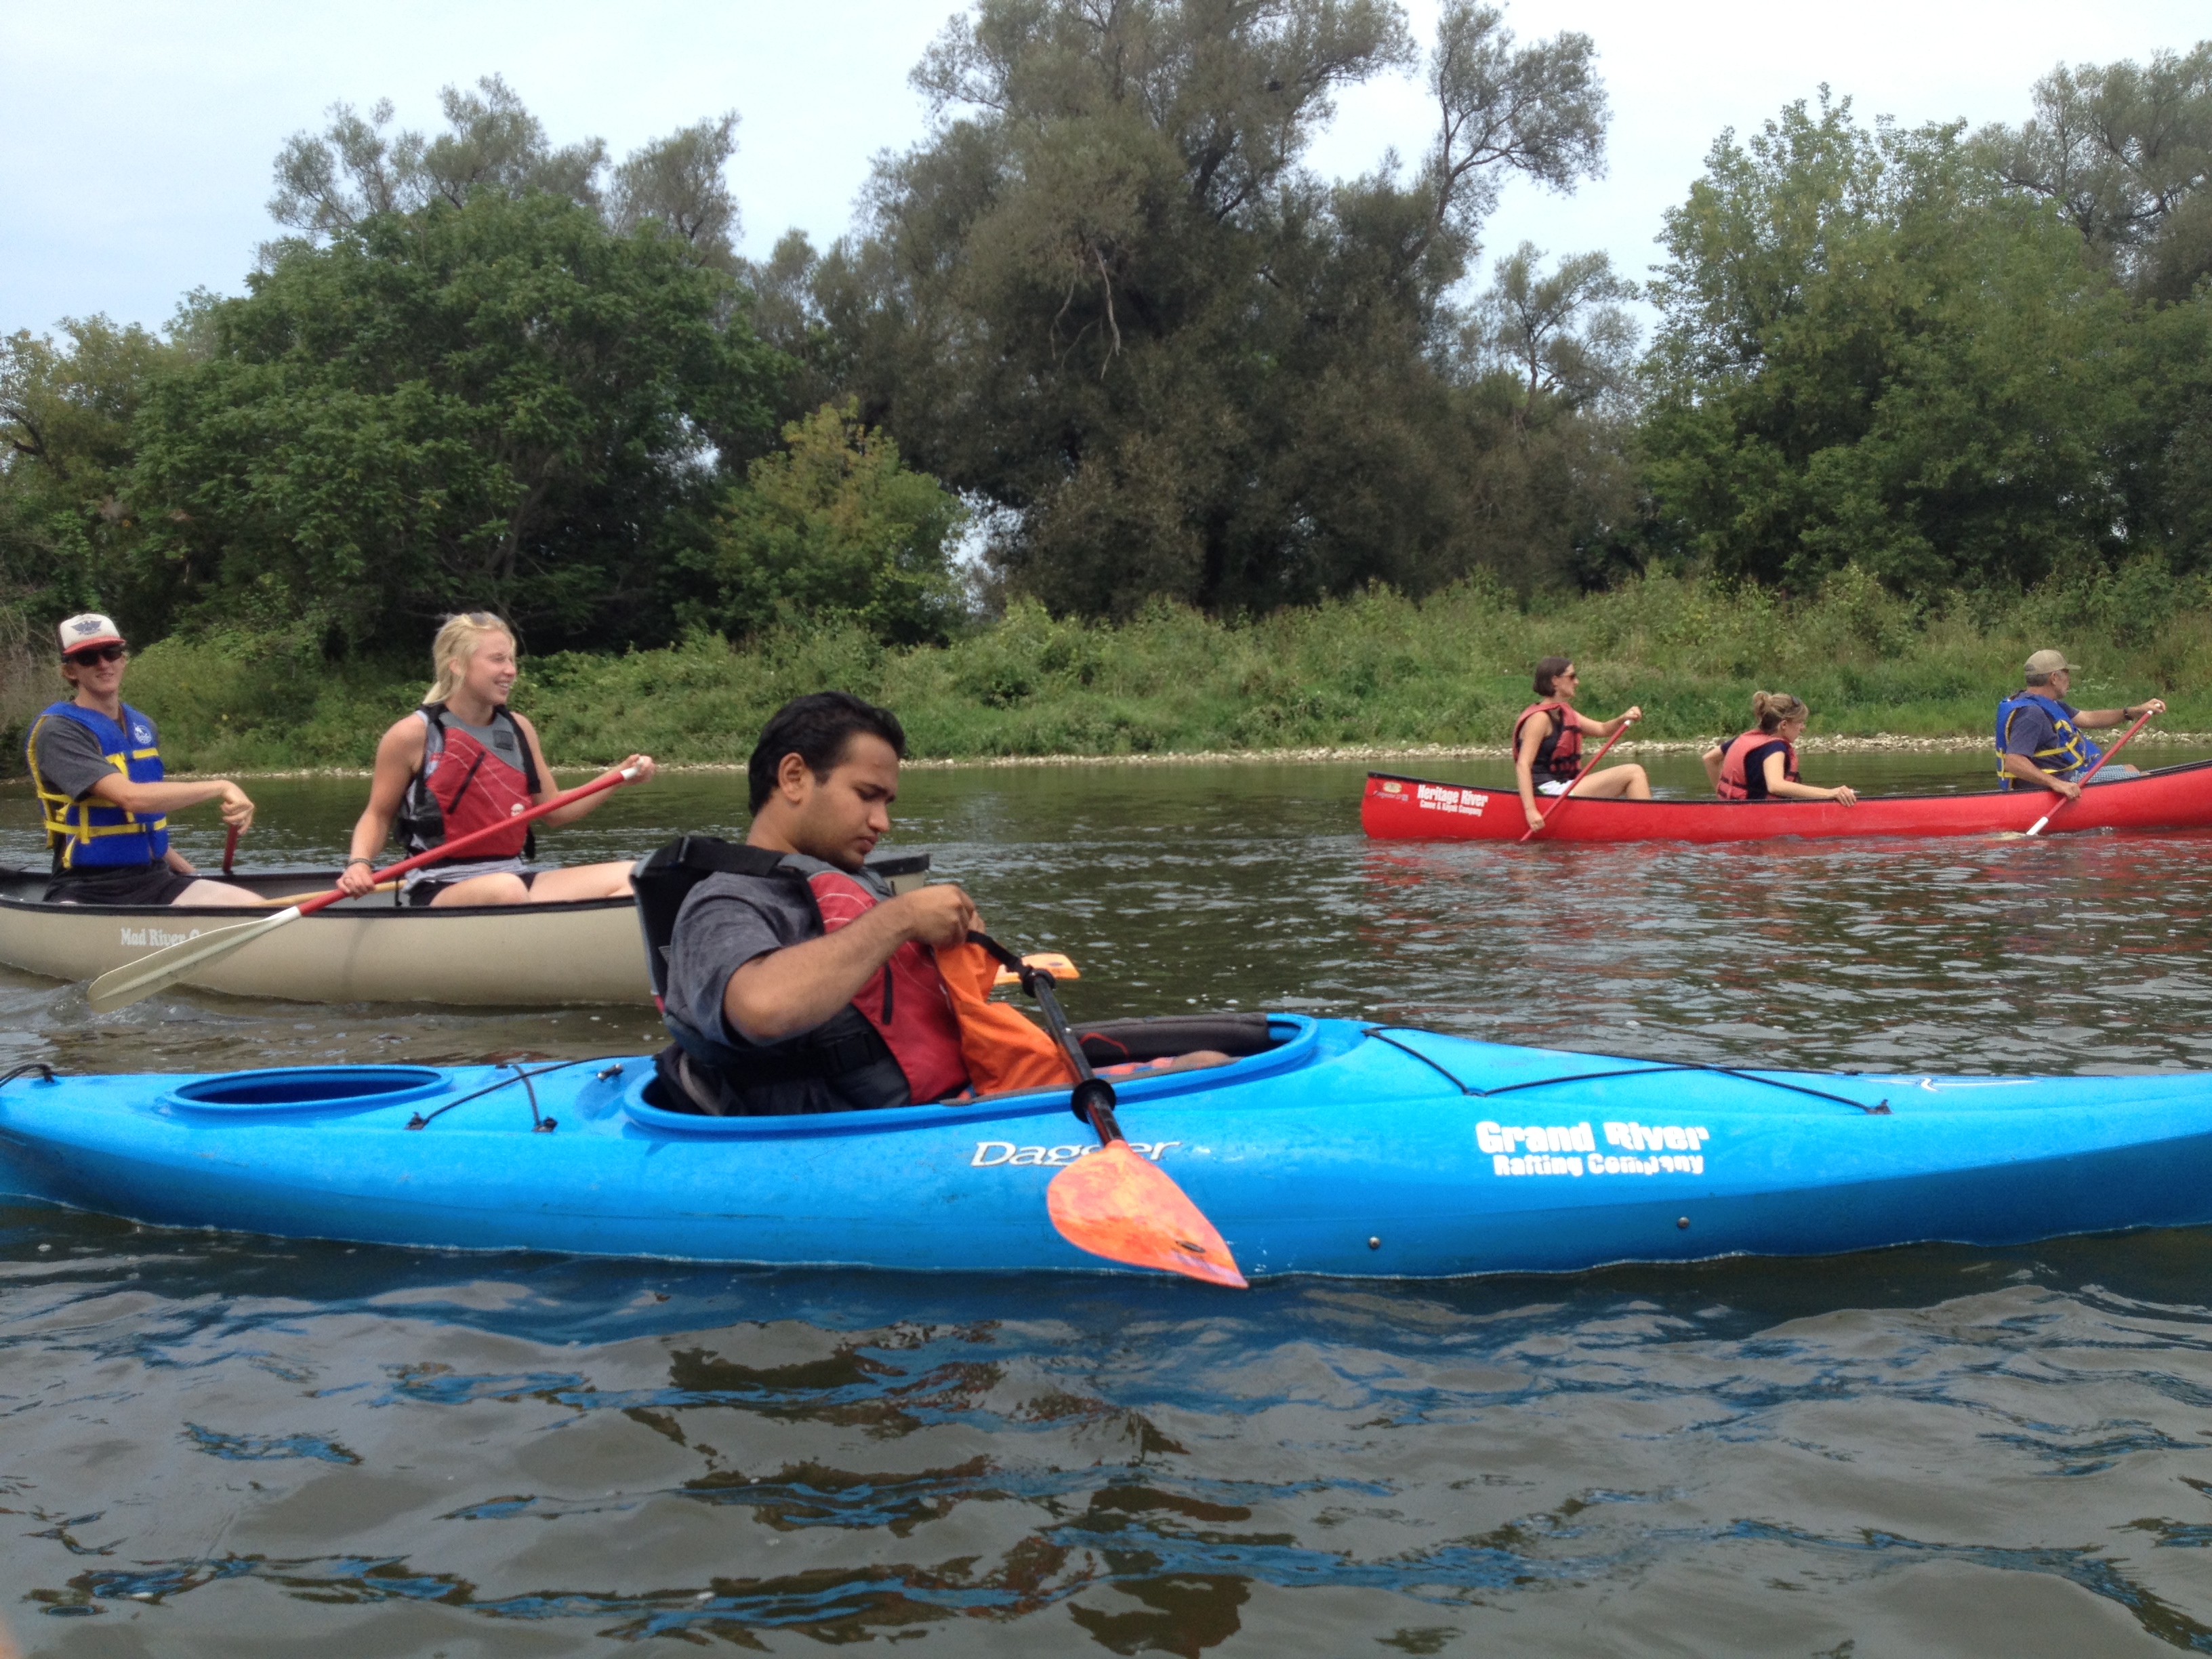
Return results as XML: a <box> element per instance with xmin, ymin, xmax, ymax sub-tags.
<box><xmin>1046</xmin><ymin>1142</ymin><xmax>1248</xmax><ymax>1288</ymax></box>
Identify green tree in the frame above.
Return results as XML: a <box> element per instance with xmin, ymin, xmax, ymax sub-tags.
<box><xmin>1976</xmin><ymin>43</ymin><xmax>2212</xmax><ymax>300</ymax></box>
<box><xmin>0</xmin><ymin>316</ymin><xmax>193</xmax><ymax>628</ymax></box>
<box><xmin>1643</xmin><ymin>94</ymin><xmax>2169</xmax><ymax>594</ymax></box>
<box><xmin>806</xmin><ymin>0</ymin><xmax>1614</xmax><ymax>615</ymax></box>
<box><xmin>128</xmin><ymin>190</ymin><xmax>782</xmax><ymax>653</ymax></box>
<box><xmin>684</xmin><ymin>400</ymin><xmax>966</xmax><ymax>646</ymax></box>
<box><xmin>269</xmin><ymin>76</ymin><xmax>745</xmax><ymax>274</ymax></box>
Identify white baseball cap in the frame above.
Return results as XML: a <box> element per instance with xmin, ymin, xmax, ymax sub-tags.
<box><xmin>56</xmin><ymin>613</ymin><xmax>125</xmax><ymax>655</ymax></box>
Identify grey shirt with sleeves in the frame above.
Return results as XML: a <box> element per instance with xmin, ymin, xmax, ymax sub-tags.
<box><xmin>661</xmin><ymin>853</ymin><xmax>909</xmax><ymax>1114</ymax></box>
<box><xmin>28</xmin><ymin>708</ymin><xmax>140</xmax><ymax>802</ymax></box>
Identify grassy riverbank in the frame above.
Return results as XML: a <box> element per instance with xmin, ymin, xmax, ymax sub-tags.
<box><xmin>22</xmin><ymin>567</ymin><xmax>2212</xmax><ymax>773</ymax></box>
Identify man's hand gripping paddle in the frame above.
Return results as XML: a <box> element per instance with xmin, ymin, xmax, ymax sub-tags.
<box><xmin>970</xmin><ymin>932</ymin><xmax>1246</xmax><ymax>1288</ymax></box>
<box><xmin>87</xmin><ymin>766</ymin><xmax>642</xmax><ymax>1012</ymax></box>
<box><xmin>2023</xmin><ymin>709</ymin><xmax>2155</xmax><ymax>837</ymax></box>
<box><xmin>1519</xmin><ymin>714</ymin><xmax>1637</xmax><ymax>842</ymax></box>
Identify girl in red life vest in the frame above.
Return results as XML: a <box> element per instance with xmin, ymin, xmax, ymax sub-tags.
<box><xmin>1701</xmin><ymin>691</ymin><xmax>1859</xmax><ymax>806</ymax></box>
<box><xmin>1512</xmin><ymin>657</ymin><xmax>1652</xmax><ymax>834</ymax></box>
<box><xmin>337</xmin><ymin>613</ymin><xmax>659</xmax><ymax>906</ymax></box>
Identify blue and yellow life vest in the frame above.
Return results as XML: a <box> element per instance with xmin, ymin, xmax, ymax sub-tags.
<box><xmin>1994</xmin><ymin>693</ymin><xmax>2101</xmax><ymax>789</ymax></box>
<box><xmin>24</xmin><ymin>701</ymin><xmax>169</xmax><ymax>869</ymax></box>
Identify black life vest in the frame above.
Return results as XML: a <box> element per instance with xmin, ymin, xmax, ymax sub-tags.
<box><xmin>1716</xmin><ymin>731</ymin><xmax>1800</xmax><ymax>801</ymax></box>
<box><xmin>396</xmin><ymin>703</ymin><xmax>541</xmax><ymax>866</ymax></box>
<box><xmin>630</xmin><ymin>836</ymin><xmax>964</xmax><ymax>1115</ymax></box>
<box><xmin>1513</xmin><ymin>701</ymin><xmax>1583</xmax><ymax>783</ymax></box>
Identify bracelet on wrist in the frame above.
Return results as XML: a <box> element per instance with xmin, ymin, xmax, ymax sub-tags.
<box><xmin>344</xmin><ymin>855</ymin><xmax>374</xmax><ymax>867</ymax></box>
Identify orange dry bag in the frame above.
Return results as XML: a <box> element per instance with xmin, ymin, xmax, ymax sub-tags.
<box><xmin>933</xmin><ymin>939</ymin><xmax>1079</xmax><ymax>1097</ymax></box>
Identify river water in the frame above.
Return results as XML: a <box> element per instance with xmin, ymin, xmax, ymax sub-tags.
<box><xmin>5</xmin><ymin>750</ymin><xmax>2212</xmax><ymax>1655</ymax></box>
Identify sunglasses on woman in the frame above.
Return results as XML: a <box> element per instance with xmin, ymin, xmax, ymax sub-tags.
<box><xmin>64</xmin><ymin>644</ymin><xmax>127</xmax><ymax>667</ymax></box>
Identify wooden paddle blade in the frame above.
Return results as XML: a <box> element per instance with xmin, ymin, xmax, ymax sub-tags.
<box><xmin>993</xmin><ymin>951</ymin><xmax>1080</xmax><ymax>988</ymax></box>
<box><xmin>1047</xmin><ymin>1141</ymin><xmax>1247</xmax><ymax>1288</ymax></box>
<box><xmin>85</xmin><ymin>908</ymin><xmax>301</xmax><ymax>1013</ymax></box>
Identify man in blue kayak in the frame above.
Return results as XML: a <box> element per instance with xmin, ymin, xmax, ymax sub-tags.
<box><xmin>645</xmin><ymin>692</ymin><xmax>1231</xmax><ymax>1117</ymax></box>
<box><xmin>1996</xmin><ymin>649</ymin><xmax>2165</xmax><ymax>799</ymax></box>
<box><xmin>649</xmin><ymin>693</ymin><xmax>986</xmax><ymax>1115</ymax></box>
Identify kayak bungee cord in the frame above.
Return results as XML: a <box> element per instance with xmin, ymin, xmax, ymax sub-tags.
<box><xmin>1361</xmin><ymin>1028</ymin><xmax>1892</xmax><ymax>1115</ymax></box>
<box><xmin>0</xmin><ymin>1063</ymin><xmax>56</xmax><ymax>1088</ymax></box>
<box><xmin>403</xmin><ymin>1057</ymin><xmax>622</xmax><ymax>1133</ymax></box>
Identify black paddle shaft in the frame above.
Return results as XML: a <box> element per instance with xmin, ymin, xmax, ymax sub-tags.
<box><xmin>966</xmin><ymin>930</ymin><xmax>1120</xmax><ymax>1137</ymax></box>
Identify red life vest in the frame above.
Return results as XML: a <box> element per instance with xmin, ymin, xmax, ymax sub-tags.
<box><xmin>1717</xmin><ymin>731</ymin><xmax>1799</xmax><ymax>801</ymax></box>
<box><xmin>398</xmin><ymin>704</ymin><xmax>541</xmax><ymax>865</ymax></box>
<box><xmin>808</xmin><ymin>867</ymin><xmax>971</xmax><ymax>1104</ymax></box>
<box><xmin>1513</xmin><ymin>701</ymin><xmax>1583</xmax><ymax>782</ymax></box>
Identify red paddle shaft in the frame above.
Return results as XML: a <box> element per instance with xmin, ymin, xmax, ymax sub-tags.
<box><xmin>2024</xmin><ymin>710</ymin><xmax>2154</xmax><ymax>836</ymax></box>
<box><xmin>222</xmin><ymin>824</ymin><xmax>238</xmax><ymax>876</ymax></box>
<box><xmin>1520</xmin><ymin>718</ymin><xmax>1637</xmax><ymax>842</ymax></box>
<box><xmin>298</xmin><ymin>766</ymin><xmax>638</xmax><ymax>916</ymax></box>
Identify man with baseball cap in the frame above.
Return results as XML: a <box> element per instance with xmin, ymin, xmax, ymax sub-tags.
<box><xmin>24</xmin><ymin>613</ymin><xmax>262</xmax><ymax>905</ymax></box>
<box><xmin>1995</xmin><ymin>649</ymin><xmax>2165</xmax><ymax>798</ymax></box>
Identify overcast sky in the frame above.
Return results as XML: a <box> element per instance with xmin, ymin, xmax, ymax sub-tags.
<box><xmin>3</xmin><ymin>1</ymin><xmax>2205</xmax><ymax>341</ymax></box>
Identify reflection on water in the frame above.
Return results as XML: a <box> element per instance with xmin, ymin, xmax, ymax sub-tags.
<box><xmin>5</xmin><ymin>751</ymin><xmax>2212</xmax><ymax>1652</ymax></box>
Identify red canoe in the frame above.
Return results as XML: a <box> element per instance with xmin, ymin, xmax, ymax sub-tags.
<box><xmin>1361</xmin><ymin>759</ymin><xmax>2212</xmax><ymax>844</ymax></box>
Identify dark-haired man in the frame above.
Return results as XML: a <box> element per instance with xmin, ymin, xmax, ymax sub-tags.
<box><xmin>657</xmin><ymin>692</ymin><xmax>983</xmax><ymax>1115</ymax></box>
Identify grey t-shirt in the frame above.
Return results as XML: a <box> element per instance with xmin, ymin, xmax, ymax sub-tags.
<box><xmin>28</xmin><ymin>707</ymin><xmax>149</xmax><ymax>802</ymax></box>
<box><xmin>661</xmin><ymin>855</ymin><xmax>909</xmax><ymax>1113</ymax></box>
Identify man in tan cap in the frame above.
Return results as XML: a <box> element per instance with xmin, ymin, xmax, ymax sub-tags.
<box><xmin>24</xmin><ymin>613</ymin><xmax>262</xmax><ymax>905</ymax></box>
<box><xmin>1994</xmin><ymin>649</ymin><xmax>2165</xmax><ymax>798</ymax></box>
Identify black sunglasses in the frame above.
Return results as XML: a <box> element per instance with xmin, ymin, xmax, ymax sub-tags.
<box><xmin>63</xmin><ymin>644</ymin><xmax>127</xmax><ymax>667</ymax></box>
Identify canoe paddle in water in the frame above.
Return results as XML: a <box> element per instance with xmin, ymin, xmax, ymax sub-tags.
<box><xmin>2023</xmin><ymin>710</ymin><xmax>2155</xmax><ymax>837</ymax></box>
<box><xmin>87</xmin><ymin>766</ymin><xmax>642</xmax><ymax>1012</ymax></box>
<box><xmin>222</xmin><ymin>823</ymin><xmax>239</xmax><ymax>878</ymax></box>
<box><xmin>969</xmin><ymin>931</ymin><xmax>1246</xmax><ymax>1288</ymax></box>
<box><xmin>1519</xmin><ymin>714</ymin><xmax>1637</xmax><ymax>842</ymax></box>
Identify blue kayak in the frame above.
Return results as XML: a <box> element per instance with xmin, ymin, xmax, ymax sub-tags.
<box><xmin>3</xmin><ymin>1017</ymin><xmax>2209</xmax><ymax>1278</ymax></box>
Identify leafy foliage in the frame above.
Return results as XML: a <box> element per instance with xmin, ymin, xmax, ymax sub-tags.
<box><xmin>802</xmin><ymin>0</ymin><xmax>1618</xmax><ymax>615</ymax></box>
<box><xmin>683</xmin><ymin>401</ymin><xmax>966</xmax><ymax>647</ymax></box>
<box><xmin>127</xmin><ymin>190</ymin><xmax>781</xmax><ymax>653</ymax></box>
<box><xmin>1643</xmin><ymin>91</ymin><xmax>2212</xmax><ymax>595</ymax></box>
<box><xmin>1975</xmin><ymin>44</ymin><xmax>2212</xmax><ymax>300</ymax></box>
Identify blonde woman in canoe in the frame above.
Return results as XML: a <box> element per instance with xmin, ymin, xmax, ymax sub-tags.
<box><xmin>337</xmin><ymin>613</ymin><xmax>656</xmax><ymax>906</ymax></box>
<box><xmin>1513</xmin><ymin>657</ymin><xmax>1650</xmax><ymax>834</ymax></box>
<box><xmin>1702</xmin><ymin>691</ymin><xmax>1858</xmax><ymax>806</ymax></box>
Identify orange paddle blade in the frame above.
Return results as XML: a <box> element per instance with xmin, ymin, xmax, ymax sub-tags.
<box><xmin>1046</xmin><ymin>1141</ymin><xmax>1246</xmax><ymax>1288</ymax></box>
<box><xmin>993</xmin><ymin>951</ymin><xmax>1080</xmax><ymax>988</ymax></box>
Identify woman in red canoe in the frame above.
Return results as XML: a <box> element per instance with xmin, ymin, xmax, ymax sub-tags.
<box><xmin>1512</xmin><ymin>657</ymin><xmax>1651</xmax><ymax>834</ymax></box>
<box><xmin>1701</xmin><ymin>691</ymin><xmax>1858</xmax><ymax>806</ymax></box>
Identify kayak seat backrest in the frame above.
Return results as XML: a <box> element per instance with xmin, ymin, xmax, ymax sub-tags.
<box><xmin>1076</xmin><ymin>1012</ymin><xmax>1276</xmax><ymax>1065</ymax></box>
<box><xmin>630</xmin><ymin>838</ymin><xmax>937</xmax><ymax>1001</ymax></box>
<box><xmin>630</xmin><ymin>837</ymin><xmax>794</xmax><ymax>1002</ymax></box>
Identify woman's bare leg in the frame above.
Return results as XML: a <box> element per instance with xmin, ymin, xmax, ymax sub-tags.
<box><xmin>521</xmin><ymin>861</ymin><xmax>639</xmax><ymax>903</ymax></box>
<box><xmin>1569</xmin><ymin>764</ymin><xmax>1652</xmax><ymax>801</ymax></box>
<box><xmin>428</xmin><ymin>872</ymin><xmax>535</xmax><ymax>907</ymax></box>
<box><xmin>173</xmin><ymin>880</ymin><xmax>266</xmax><ymax>907</ymax></box>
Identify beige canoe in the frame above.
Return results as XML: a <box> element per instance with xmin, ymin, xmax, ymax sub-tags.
<box><xmin>0</xmin><ymin>867</ymin><xmax>649</xmax><ymax>1006</ymax></box>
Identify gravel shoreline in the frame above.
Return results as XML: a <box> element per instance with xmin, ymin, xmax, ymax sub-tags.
<box><xmin>146</xmin><ymin>728</ymin><xmax>2212</xmax><ymax>781</ymax></box>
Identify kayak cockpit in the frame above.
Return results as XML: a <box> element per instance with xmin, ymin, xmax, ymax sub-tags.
<box><xmin>161</xmin><ymin>1065</ymin><xmax>455</xmax><ymax>1116</ymax></box>
<box><xmin>625</xmin><ymin>1012</ymin><xmax>1324</xmax><ymax>1136</ymax></box>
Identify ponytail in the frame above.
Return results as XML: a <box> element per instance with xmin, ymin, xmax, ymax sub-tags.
<box><xmin>1750</xmin><ymin>691</ymin><xmax>1809</xmax><ymax>735</ymax></box>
